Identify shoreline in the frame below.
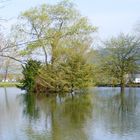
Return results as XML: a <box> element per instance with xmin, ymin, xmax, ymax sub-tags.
<box><xmin>0</xmin><ymin>82</ymin><xmax>140</xmax><ymax>88</ymax></box>
<box><xmin>97</xmin><ymin>84</ymin><xmax>140</xmax><ymax>88</ymax></box>
<box><xmin>0</xmin><ymin>82</ymin><xmax>21</xmax><ymax>87</ymax></box>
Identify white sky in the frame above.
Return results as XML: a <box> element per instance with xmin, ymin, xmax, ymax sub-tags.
<box><xmin>0</xmin><ymin>0</ymin><xmax>140</xmax><ymax>39</ymax></box>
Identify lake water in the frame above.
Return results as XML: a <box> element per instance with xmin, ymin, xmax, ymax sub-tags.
<box><xmin>0</xmin><ymin>87</ymin><xmax>140</xmax><ymax>140</ymax></box>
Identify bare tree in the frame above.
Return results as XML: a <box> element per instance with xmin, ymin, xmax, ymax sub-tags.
<box><xmin>0</xmin><ymin>33</ymin><xmax>23</xmax><ymax>81</ymax></box>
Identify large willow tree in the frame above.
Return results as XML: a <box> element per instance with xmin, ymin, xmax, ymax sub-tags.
<box><xmin>15</xmin><ymin>0</ymin><xmax>97</xmax><ymax>93</ymax></box>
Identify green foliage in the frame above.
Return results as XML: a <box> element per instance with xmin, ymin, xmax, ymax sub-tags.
<box><xmin>19</xmin><ymin>59</ymin><xmax>41</xmax><ymax>92</ymax></box>
<box><xmin>16</xmin><ymin>1</ymin><xmax>97</xmax><ymax>94</ymax></box>
<box><xmin>99</xmin><ymin>34</ymin><xmax>140</xmax><ymax>88</ymax></box>
<box><xmin>61</xmin><ymin>53</ymin><xmax>94</xmax><ymax>90</ymax></box>
<box><xmin>14</xmin><ymin>1</ymin><xmax>96</xmax><ymax>94</ymax></box>
<box><xmin>14</xmin><ymin>0</ymin><xmax>97</xmax><ymax>64</ymax></box>
<box><xmin>37</xmin><ymin>44</ymin><xmax>94</xmax><ymax>93</ymax></box>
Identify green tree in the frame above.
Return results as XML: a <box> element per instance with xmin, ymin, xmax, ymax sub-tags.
<box><xmin>19</xmin><ymin>59</ymin><xmax>41</xmax><ymax>92</ymax></box>
<box><xmin>15</xmin><ymin>0</ymin><xmax>97</xmax><ymax>93</ymax></box>
<box><xmin>37</xmin><ymin>42</ymin><xmax>94</xmax><ymax>93</ymax></box>
<box><xmin>100</xmin><ymin>34</ymin><xmax>140</xmax><ymax>92</ymax></box>
<box><xmin>14</xmin><ymin>0</ymin><xmax>96</xmax><ymax>65</ymax></box>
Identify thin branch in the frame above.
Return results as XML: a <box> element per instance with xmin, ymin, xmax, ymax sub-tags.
<box><xmin>0</xmin><ymin>54</ymin><xmax>25</xmax><ymax>63</ymax></box>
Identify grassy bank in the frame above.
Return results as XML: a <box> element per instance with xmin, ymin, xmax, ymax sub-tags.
<box><xmin>0</xmin><ymin>82</ymin><xmax>21</xmax><ymax>87</ymax></box>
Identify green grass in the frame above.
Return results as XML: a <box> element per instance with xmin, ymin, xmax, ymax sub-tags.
<box><xmin>0</xmin><ymin>82</ymin><xmax>21</xmax><ymax>87</ymax></box>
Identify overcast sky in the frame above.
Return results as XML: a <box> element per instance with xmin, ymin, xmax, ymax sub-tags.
<box><xmin>0</xmin><ymin>0</ymin><xmax>140</xmax><ymax>39</ymax></box>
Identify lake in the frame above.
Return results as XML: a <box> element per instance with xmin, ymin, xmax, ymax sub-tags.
<box><xmin>0</xmin><ymin>87</ymin><xmax>140</xmax><ymax>140</ymax></box>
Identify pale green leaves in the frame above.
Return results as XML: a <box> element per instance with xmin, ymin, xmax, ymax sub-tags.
<box><xmin>100</xmin><ymin>34</ymin><xmax>140</xmax><ymax>85</ymax></box>
<box><xmin>14</xmin><ymin>0</ymin><xmax>97</xmax><ymax>61</ymax></box>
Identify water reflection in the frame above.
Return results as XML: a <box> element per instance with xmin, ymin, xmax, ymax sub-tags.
<box><xmin>21</xmin><ymin>94</ymin><xmax>40</xmax><ymax>120</ymax></box>
<box><xmin>110</xmin><ymin>89</ymin><xmax>137</xmax><ymax>113</ymax></box>
<box><xmin>20</xmin><ymin>93</ymin><xmax>93</xmax><ymax>140</ymax></box>
<box><xmin>0</xmin><ymin>88</ymin><xmax>140</xmax><ymax>140</ymax></box>
<box><xmin>92</xmin><ymin>88</ymin><xmax>139</xmax><ymax>139</ymax></box>
<box><xmin>4</xmin><ymin>88</ymin><xmax>10</xmax><ymax>110</ymax></box>
<box><xmin>62</xmin><ymin>93</ymin><xmax>93</xmax><ymax>125</ymax></box>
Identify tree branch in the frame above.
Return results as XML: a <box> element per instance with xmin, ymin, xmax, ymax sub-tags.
<box><xmin>0</xmin><ymin>54</ymin><xmax>25</xmax><ymax>63</ymax></box>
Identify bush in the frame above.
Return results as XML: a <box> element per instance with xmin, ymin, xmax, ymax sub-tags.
<box><xmin>19</xmin><ymin>59</ymin><xmax>41</xmax><ymax>92</ymax></box>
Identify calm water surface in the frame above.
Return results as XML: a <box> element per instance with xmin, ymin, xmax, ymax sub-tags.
<box><xmin>0</xmin><ymin>87</ymin><xmax>140</xmax><ymax>140</ymax></box>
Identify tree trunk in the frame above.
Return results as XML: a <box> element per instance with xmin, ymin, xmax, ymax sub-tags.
<box><xmin>4</xmin><ymin>66</ymin><xmax>8</xmax><ymax>82</ymax></box>
<box><xmin>120</xmin><ymin>77</ymin><xmax>125</xmax><ymax>94</ymax></box>
<box><xmin>42</xmin><ymin>46</ymin><xmax>48</xmax><ymax>65</ymax></box>
<box><xmin>50</xmin><ymin>33</ymin><xmax>60</xmax><ymax>65</ymax></box>
<box><xmin>120</xmin><ymin>84</ymin><xmax>125</xmax><ymax>94</ymax></box>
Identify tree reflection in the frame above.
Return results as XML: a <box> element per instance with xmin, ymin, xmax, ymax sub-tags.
<box><xmin>103</xmin><ymin>88</ymin><xmax>138</xmax><ymax>135</ymax></box>
<box><xmin>62</xmin><ymin>93</ymin><xmax>93</xmax><ymax>125</ymax></box>
<box><xmin>109</xmin><ymin>88</ymin><xmax>137</xmax><ymax>113</ymax></box>
<box><xmin>21</xmin><ymin>93</ymin><xmax>40</xmax><ymax>121</ymax></box>
<box><xmin>20</xmin><ymin>92</ymin><xmax>93</xmax><ymax>140</ymax></box>
<box><xmin>4</xmin><ymin>88</ymin><xmax>10</xmax><ymax>110</ymax></box>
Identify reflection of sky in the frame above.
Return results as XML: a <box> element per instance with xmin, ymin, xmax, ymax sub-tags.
<box><xmin>87</xmin><ymin>87</ymin><xmax>140</xmax><ymax>140</ymax></box>
<box><xmin>1</xmin><ymin>0</ymin><xmax>140</xmax><ymax>39</ymax></box>
<box><xmin>0</xmin><ymin>87</ymin><xmax>140</xmax><ymax>140</ymax></box>
<box><xmin>0</xmin><ymin>88</ymin><xmax>25</xmax><ymax>140</ymax></box>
